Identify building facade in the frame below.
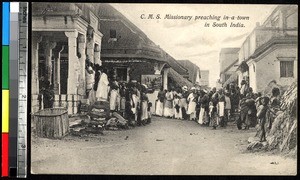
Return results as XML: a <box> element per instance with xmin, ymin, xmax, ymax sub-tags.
<box><xmin>219</xmin><ymin>48</ymin><xmax>240</xmax><ymax>86</ymax></box>
<box><xmin>237</xmin><ymin>5</ymin><xmax>298</xmax><ymax>93</ymax></box>
<box><xmin>97</xmin><ymin>4</ymin><xmax>191</xmax><ymax>90</ymax></box>
<box><xmin>32</xmin><ymin>3</ymin><xmax>103</xmax><ymax>114</ymax></box>
<box><xmin>97</xmin><ymin>4</ymin><xmax>192</xmax><ymax>113</ymax></box>
<box><xmin>199</xmin><ymin>70</ymin><xmax>210</xmax><ymax>88</ymax></box>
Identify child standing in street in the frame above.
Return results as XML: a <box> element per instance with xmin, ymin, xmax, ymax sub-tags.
<box><xmin>257</xmin><ymin>96</ymin><xmax>270</xmax><ymax>142</ymax></box>
<box><xmin>173</xmin><ymin>94</ymin><xmax>182</xmax><ymax>119</ymax></box>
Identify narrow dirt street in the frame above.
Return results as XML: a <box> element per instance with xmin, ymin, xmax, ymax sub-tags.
<box><xmin>31</xmin><ymin>116</ymin><xmax>296</xmax><ymax>175</ymax></box>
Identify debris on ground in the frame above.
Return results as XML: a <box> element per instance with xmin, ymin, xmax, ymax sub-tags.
<box><xmin>108</xmin><ymin>127</ymin><xmax>119</xmax><ymax>131</ymax></box>
<box><xmin>156</xmin><ymin>139</ymin><xmax>164</xmax><ymax>141</ymax></box>
<box><xmin>69</xmin><ymin>119</ymin><xmax>83</xmax><ymax>127</ymax></box>
<box><xmin>247</xmin><ymin>141</ymin><xmax>268</xmax><ymax>151</ymax></box>
<box><xmin>69</xmin><ymin>115</ymin><xmax>105</xmax><ymax>136</ymax></box>
<box><xmin>270</xmin><ymin>161</ymin><xmax>279</xmax><ymax>165</ymax></box>
<box><xmin>106</xmin><ymin>114</ymin><xmax>129</xmax><ymax>130</ymax></box>
<box><xmin>189</xmin><ymin>133</ymin><xmax>198</xmax><ymax>135</ymax></box>
<box><xmin>68</xmin><ymin>102</ymin><xmax>131</xmax><ymax>136</ymax></box>
<box><xmin>112</xmin><ymin>112</ymin><xmax>128</xmax><ymax>126</ymax></box>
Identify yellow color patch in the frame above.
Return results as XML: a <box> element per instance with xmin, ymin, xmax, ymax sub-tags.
<box><xmin>2</xmin><ymin>90</ymin><xmax>9</xmax><ymax>133</ymax></box>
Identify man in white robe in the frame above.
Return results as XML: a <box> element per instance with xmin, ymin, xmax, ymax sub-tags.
<box><xmin>96</xmin><ymin>70</ymin><xmax>109</xmax><ymax>101</ymax></box>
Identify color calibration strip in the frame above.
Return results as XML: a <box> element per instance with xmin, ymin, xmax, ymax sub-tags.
<box><xmin>2</xmin><ymin>2</ymin><xmax>10</xmax><ymax>177</ymax></box>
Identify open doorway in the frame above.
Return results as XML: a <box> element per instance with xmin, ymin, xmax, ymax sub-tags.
<box><xmin>115</xmin><ymin>67</ymin><xmax>128</xmax><ymax>82</ymax></box>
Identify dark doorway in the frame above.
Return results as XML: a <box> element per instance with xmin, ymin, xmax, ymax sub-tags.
<box><xmin>116</xmin><ymin>67</ymin><xmax>127</xmax><ymax>82</ymax></box>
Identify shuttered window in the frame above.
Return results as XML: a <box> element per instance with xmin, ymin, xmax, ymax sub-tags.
<box><xmin>280</xmin><ymin>61</ymin><xmax>294</xmax><ymax>78</ymax></box>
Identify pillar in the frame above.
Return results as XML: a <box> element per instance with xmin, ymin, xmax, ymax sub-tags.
<box><xmin>127</xmin><ymin>68</ymin><xmax>130</xmax><ymax>82</ymax></box>
<box><xmin>65</xmin><ymin>30</ymin><xmax>79</xmax><ymax>114</ymax></box>
<box><xmin>53</xmin><ymin>45</ymin><xmax>64</xmax><ymax>95</ymax></box>
<box><xmin>163</xmin><ymin>68</ymin><xmax>169</xmax><ymax>90</ymax></box>
<box><xmin>94</xmin><ymin>44</ymin><xmax>101</xmax><ymax>65</ymax></box>
<box><xmin>32</xmin><ymin>35</ymin><xmax>42</xmax><ymax>94</ymax></box>
<box><xmin>32</xmin><ymin>34</ymin><xmax>42</xmax><ymax>113</ymax></box>
<box><xmin>65</xmin><ymin>30</ymin><xmax>79</xmax><ymax>95</ymax></box>
<box><xmin>86</xmin><ymin>36</ymin><xmax>94</xmax><ymax>64</ymax></box>
<box><xmin>78</xmin><ymin>34</ymin><xmax>86</xmax><ymax>96</ymax></box>
<box><xmin>44</xmin><ymin>39</ymin><xmax>56</xmax><ymax>84</ymax></box>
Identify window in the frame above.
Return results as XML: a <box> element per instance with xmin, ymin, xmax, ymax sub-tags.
<box><xmin>110</xmin><ymin>29</ymin><xmax>117</xmax><ymax>38</ymax></box>
<box><xmin>280</xmin><ymin>61</ymin><xmax>294</xmax><ymax>78</ymax></box>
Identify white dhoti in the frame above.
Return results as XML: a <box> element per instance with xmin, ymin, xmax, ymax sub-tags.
<box><xmin>109</xmin><ymin>90</ymin><xmax>118</xmax><ymax>111</ymax></box>
<box><xmin>131</xmin><ymin>94</ymin><xmax>138</xmax><ymax>121</ymax></box>
<box><xmin>219</xmin><ymin>102</ymin><xmax>225</xmax><ymax>117</ymax></box>
<box><xmin>174</xmin><ymin>107</ymin><xmax>182</xmax><ymax>119</ymax></box>
<box><xmin>141</xmin><ymin>101</ymin><xmax>148</xmax><ymax>120</ymax></box>
<box><xmin>187</xmin><ymin>102</ymin><xmax>196</xmax><ymax>115</ymax></box>
<box><xmin>155</xmin><ymin>100</ymin><xmax>164</xmax><ymax>116</ymax></box>
<box><xmin>163</xmin><ymin>100</ymin><xmax>173</xmax><ymax>117</ymax></box>
<box><xmin>96</xmin><ymin>73</ymin><xmax>109</xmax><ymax>101</ymax></box>
<box><xmin>88</xmin><ymin>90</ymin><xmax>96</xmax><ymax>105</ymax></box>
<box><xmin>187</xmin><ymin>101</ymin><xmax>196</xmax><ymax>120</ymax></box>
<box><xmin>198</xmin><ymin>107</ymin><xmax>205</xmax><ymax>124</ymax></box>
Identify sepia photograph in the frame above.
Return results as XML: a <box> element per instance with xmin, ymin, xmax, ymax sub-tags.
<box><xmin>30</xmin><ymin>2</ymin><xmax>298</xmax><ymax>175</ymax></box>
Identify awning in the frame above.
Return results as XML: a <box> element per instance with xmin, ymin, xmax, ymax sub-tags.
<box><xmin>223</xmin><ymin>72</ymin><xmax>238</xmax><ymax>88</ymax></box>
<box><xmin>168</xmin><ymin>68</ymin><xmax>193</xmax><ymax>88</ymax></box>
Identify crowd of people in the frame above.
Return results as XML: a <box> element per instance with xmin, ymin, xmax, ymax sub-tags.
<box><xmin>41</xmin><ymin>55</ymin><xmax>282</xmax><ymax>141</ymax></box>
<box><xmin>154</xmin><ymin>85</ymin><xmax>236</xmax><ymax>129</ymax></box>
<box><xmin>85</xmin><ymin>58</ymin><xmax>152</xmax><ymax>127</ymax></box>
<box><xmin>153</xmin><ymin>79</ymin><xmax>282</xmax><ymax>142</ymax></box>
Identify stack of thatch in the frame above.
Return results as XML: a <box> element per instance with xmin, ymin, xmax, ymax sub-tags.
<box><xmin>267</xmin><ymin>81</ymin><xmax>297</xmax><ymax>153</ymax></box>
<box><xmin>248</xmin><ymin>81</ymin><xmax>297</xmax><ymax>155</ymax></box>
<box><xmin>280</xmin><ymin>81</ymin><xmax>297</xmax><ymax>117</ymax></box>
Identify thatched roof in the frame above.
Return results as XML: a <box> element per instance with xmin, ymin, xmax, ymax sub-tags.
<box><xmin>168</xmin><ymin>68</ymin><xmax>193</xmax><ymax>88</ymax></box>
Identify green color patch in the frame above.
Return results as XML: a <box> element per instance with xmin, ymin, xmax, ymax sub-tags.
<box><xmin>2</xmin><ymin>46</ymin><xmax>9</xmax><ymax>89</ymax></box>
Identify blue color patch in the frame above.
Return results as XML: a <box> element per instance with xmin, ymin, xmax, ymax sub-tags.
<box><xmin>2</xmin><ymin>2</ymin><xmax>10</xmax><ymax>45</ymax></box>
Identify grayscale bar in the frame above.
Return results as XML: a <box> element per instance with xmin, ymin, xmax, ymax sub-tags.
<box><xmin>9</xmin><ymin>8</ymin><xmax>19</xmax><ymax>175</ymax></box>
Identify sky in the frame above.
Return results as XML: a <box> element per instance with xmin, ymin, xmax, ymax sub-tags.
<box><xmin>111</xmin><ymin>3</ymin><xmax>277</xmax><ymax>87</ymax></box>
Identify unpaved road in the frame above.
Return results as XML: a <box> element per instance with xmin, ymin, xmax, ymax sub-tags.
<box><xmin>31</xmin><ymin>116</ymin><xmax>297</xmax><ymax>175</ymax></box>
